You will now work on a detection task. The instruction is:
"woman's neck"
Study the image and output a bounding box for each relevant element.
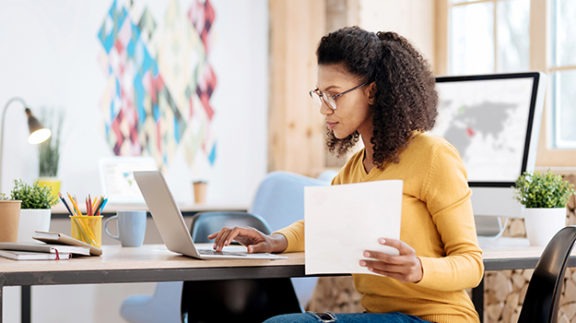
[362,139,375,173]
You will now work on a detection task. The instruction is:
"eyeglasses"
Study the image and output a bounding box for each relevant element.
[309,82,369,110]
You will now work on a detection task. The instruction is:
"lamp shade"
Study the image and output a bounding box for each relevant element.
[25,108,51,144]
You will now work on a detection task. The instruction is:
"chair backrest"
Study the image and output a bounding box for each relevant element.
[250,171,330,231]
[190,211,271,242]
[181,211,302,323]
[518,226,576,323]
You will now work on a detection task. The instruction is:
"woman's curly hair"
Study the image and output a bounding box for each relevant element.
[317,26,438,169]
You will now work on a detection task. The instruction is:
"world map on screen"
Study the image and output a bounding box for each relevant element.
[432,78,534,183]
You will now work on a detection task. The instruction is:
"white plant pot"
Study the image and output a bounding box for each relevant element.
[524,208,566,246]
[17,209,51,243]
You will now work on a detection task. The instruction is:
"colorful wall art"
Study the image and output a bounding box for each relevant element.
[97,0,217,170]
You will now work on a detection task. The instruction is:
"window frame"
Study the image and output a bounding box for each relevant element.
[438,0,576,167]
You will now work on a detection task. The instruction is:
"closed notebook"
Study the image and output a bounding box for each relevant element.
[0,241,91,256]
[33,231,102,256]
[0,250,72,260]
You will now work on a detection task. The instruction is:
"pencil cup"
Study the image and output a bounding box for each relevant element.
[70,216,102,249]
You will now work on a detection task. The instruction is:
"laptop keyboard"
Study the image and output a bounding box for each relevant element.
[198,249,248,257]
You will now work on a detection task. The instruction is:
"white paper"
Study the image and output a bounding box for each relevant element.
[304,180,403,275]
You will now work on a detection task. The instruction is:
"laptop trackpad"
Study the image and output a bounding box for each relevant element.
[197,249,248,257]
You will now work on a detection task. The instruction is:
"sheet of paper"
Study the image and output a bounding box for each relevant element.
[304,180,403,275]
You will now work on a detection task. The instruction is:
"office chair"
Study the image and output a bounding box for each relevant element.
[518,225,576,323]
[120,171,331,323]
[181,211,302,323]
[249,171,330,309]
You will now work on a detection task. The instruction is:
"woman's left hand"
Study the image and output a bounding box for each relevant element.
[359,238,423,283]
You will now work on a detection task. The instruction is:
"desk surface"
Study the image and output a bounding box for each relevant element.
[51,203,249,216]
[1,239,574,323]
[0,245,305,287]
[0,239,566,284]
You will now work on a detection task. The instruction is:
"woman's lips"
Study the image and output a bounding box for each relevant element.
[326,121,338,129]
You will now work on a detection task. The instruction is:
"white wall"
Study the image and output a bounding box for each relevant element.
[0,1,269,322]
[0,0,268,206]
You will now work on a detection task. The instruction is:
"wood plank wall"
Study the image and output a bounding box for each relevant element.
[268,0,360,176]
[268,0,326,176]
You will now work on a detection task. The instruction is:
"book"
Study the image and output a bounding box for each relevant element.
[0,241,91,256]
[32,231,102,256]
[0,249,72,260]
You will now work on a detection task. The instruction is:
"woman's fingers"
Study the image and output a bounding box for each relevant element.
[211,227,240,251]
[210,227,265,251]
[359,237,423,283]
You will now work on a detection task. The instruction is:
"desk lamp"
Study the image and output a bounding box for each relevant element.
[0,97,52,192]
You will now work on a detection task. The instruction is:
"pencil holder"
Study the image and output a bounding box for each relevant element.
[70,216,102,249]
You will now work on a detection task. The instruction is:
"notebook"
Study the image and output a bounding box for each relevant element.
[0,241,91,256]
[0,250,72,260]
[133,170,285,260]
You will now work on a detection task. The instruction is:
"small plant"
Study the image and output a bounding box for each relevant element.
[10,179,59,209]
[0,193,12,200]
[38,108,64,178]
[514,170,575,208]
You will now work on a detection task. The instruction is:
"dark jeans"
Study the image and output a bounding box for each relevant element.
[264,312,431,323]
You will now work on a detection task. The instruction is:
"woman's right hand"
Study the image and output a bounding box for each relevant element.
[208,227,287,254]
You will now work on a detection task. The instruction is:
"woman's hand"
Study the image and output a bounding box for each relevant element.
[359,238,423,283]
[208,227,287,254]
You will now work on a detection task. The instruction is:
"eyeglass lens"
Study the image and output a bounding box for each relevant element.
[310,91,336,110]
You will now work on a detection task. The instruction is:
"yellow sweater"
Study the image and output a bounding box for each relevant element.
[277,133,484,323]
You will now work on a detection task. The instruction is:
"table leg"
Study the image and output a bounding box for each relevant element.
[1,284,3,323]
[472,277,485,323]
[21,286,31,323]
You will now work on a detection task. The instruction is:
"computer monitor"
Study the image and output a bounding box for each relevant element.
[431,72,546,219]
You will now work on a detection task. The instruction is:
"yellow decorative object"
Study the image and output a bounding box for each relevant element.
[36,177,61,201]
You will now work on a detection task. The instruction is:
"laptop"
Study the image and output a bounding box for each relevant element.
[133,170,285,260]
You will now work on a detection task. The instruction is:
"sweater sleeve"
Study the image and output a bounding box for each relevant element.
[274,220,305,252]
[416,141,484,291]
[272,169,345,253]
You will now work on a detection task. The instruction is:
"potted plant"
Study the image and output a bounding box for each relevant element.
[11,179,59,242]
[37,108,64,199]
[0,193,21,242]
[514,170,575,246]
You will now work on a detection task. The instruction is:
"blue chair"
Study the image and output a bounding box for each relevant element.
[120,171,331,323]
[181,211,302,322]
[249,171,329,309]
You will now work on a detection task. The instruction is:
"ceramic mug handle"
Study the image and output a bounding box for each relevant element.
[103,215,120,240]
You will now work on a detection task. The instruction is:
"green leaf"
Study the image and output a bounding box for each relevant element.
[10,179,59,209]
[513,171,576,209]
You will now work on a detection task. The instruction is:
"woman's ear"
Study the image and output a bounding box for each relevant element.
[367,82,377,105]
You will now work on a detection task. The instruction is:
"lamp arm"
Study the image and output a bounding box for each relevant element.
[0,97,28,193]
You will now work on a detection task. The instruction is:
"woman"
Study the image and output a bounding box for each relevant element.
[210,26,484,323]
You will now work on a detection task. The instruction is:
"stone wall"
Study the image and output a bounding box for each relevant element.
[308,174,576,322]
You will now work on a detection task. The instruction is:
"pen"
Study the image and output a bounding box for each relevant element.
[92,196,100,215]
[97,197,109,215]
[87,195,93,216]
[67,193,83,216]
[93,197,105,215]
[85,199,91,216]
[58,193,74,216]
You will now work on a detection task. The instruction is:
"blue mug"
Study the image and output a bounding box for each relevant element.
[104,210,147,247]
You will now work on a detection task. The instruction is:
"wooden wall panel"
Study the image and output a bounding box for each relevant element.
[268,0,326,176]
